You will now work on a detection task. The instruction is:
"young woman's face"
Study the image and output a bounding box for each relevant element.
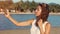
[35,6,42,16]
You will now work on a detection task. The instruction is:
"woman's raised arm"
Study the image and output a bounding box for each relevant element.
[7,16,34,26]
[4,10,34,26]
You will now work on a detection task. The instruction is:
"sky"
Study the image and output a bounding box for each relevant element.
[12,0,60,4]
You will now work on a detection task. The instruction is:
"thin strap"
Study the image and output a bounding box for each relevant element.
[32,19,36,25]
[43,21,48,32]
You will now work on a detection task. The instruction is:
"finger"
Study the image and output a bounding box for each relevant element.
[6,10,10,14]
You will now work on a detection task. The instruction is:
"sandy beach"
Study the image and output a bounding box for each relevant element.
[0,27,60,34]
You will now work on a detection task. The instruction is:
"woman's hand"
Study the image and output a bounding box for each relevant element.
[38,19,44,34]
[4,9,10,18]
[38,19,43,28]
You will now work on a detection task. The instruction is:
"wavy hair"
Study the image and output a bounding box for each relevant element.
[36,3,50,26]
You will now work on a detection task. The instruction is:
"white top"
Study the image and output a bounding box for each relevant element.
[30,19,48,34]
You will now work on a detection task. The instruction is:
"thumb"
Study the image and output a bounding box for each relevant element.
[38,20,43,26]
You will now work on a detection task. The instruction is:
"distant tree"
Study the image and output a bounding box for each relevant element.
[49,3,60,13]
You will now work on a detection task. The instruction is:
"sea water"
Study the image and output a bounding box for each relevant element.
[0,14,60,30]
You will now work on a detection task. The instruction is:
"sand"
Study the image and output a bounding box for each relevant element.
[0,27,60,34]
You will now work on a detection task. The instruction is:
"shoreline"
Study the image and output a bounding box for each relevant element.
[0,26,60,34]
[0,12,60,15]
[49,13,60,15]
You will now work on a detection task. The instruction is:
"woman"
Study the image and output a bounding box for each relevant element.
[4,3,51,34]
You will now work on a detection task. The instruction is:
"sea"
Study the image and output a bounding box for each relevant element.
[0,14,60,30]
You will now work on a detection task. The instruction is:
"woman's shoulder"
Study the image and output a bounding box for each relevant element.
[45,21,51,27]
[45,21,50,24]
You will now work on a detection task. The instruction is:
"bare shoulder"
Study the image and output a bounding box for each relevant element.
[45,21,51,33]
[46,21,51,27]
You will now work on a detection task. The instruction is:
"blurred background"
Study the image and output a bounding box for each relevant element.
[0,0,60,34]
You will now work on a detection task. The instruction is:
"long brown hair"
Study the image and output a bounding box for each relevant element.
[36,3,50,26]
